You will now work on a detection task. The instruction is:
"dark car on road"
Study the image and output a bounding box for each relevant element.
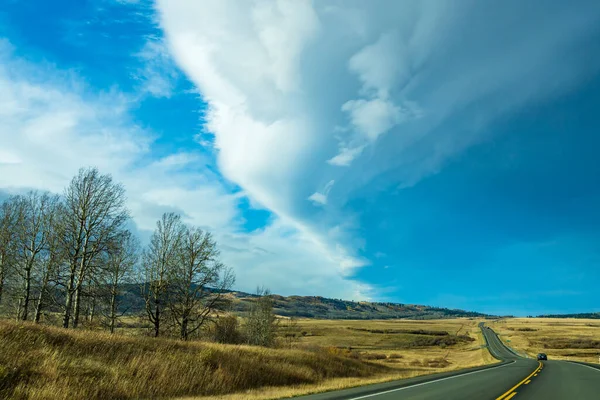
[537,353,548,360]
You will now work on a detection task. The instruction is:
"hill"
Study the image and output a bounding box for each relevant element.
[113,285,493,320]
[228,292,492,320]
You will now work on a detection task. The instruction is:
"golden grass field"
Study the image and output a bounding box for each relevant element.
[489,318,600,363]
[191,318,497,400]
[0,318,496,400]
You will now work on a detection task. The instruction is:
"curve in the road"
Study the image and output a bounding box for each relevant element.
[296,322,600,400]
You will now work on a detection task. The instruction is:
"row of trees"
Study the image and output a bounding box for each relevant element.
[0,167,238,340]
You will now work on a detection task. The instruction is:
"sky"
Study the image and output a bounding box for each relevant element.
[1,0,600,316]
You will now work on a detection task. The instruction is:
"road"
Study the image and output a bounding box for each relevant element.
[296,323,600,400]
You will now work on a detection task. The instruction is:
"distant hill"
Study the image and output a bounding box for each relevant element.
[227,292,493,320]
[536,312,600,319]
[116,285,493,320]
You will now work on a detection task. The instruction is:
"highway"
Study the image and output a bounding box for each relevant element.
[297,323,600,400]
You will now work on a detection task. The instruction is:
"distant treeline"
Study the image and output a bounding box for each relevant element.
[536,313,600,319]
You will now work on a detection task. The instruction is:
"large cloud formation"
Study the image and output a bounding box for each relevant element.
[156,0,600,284]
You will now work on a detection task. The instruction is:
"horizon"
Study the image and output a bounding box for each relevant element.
[1,0,599,316]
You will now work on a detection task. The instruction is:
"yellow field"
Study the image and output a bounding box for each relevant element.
[293,318,496,371]
[191,318,498,400]
[488,318,600,363]
[0,318,497,400]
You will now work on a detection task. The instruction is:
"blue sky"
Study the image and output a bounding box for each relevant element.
[1,0,600,316]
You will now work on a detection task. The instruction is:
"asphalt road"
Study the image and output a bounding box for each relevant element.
[296,323,600,400]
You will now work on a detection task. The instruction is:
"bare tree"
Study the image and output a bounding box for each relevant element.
[12,192,57,321]
[33,196,62,323]
[141,213,185,337]
[101,230,138,333]
[245,287,277,347]
[59,167,129,328]
[0,197,19,306]
[169,227,235,340]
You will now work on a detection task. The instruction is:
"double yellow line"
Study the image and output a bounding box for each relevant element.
[495,361,543,400]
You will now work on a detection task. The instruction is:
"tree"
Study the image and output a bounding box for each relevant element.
[245,287,277,347]
[0,197,19,306]
[32,196,63,323]
[141,213,185,337]
[12,192,57,321]
[212,315,243,344]
[59,167,129,328]
[101,230,138,333]
[168,227,234,340]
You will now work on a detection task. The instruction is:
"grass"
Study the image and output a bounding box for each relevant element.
[489,318,600,363]
[0,318,497,399]
[292,318,494,371]
[0,320,387,399]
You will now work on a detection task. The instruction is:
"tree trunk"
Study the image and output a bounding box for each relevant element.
[0,252,6,305]
[63,270,76,328]
[72,248,88,329]
[88,296,96,323]
[109,290,116,334]
[0,260,4,305]
[180,317,188,341]
[154,301,160,338]
[72,284,82,328]
[34,264,51,323]
[34,292,43,323]
[21,266,32,321]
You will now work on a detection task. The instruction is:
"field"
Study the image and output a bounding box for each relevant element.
[0,318,496,400]
[489,318,600,363]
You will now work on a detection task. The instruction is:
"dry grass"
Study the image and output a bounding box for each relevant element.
[292,318,495,372]
[0,320,387,400]
[0,318,497,400]
[489,318,600,363]
[188,318,497,399]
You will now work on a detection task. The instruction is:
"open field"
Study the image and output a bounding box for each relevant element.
[293,318,496,371]
[190,318,497,400]
[489,318,600,363]
[0,318,496,399]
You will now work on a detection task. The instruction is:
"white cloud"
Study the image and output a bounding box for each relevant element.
[0,37,369,300]
[134,38,179,98]
[342,97,403,141]
[327,145,365,167]
[308,180,334,206]
[153,0,600,298]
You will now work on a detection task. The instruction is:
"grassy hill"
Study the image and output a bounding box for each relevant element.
[108,285,493,320]
[228,292,492,320]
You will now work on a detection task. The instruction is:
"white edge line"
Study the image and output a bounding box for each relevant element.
[347,361,517,400]
[566,361,600,373]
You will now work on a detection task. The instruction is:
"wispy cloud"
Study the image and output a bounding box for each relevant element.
[134,38,179,98]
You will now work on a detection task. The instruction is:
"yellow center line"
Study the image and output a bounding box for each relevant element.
[505,393,518,400]
[524,380,531,385]
[495,362,543,400]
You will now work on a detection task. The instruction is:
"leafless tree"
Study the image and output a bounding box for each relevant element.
[168,227,234,340]
[33,196,63,323]
[101,230,138,333]
[141,213,185,337]
[0,197,19,306]
[245,287,277,347]
[59,167,129,328]
[12,192,58,321]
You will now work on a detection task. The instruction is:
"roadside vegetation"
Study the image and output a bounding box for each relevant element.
[0,320,387,399]
[490,318,600,363]
[0,318,495,400]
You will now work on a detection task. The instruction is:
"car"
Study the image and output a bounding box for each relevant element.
[537,353,548,360]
